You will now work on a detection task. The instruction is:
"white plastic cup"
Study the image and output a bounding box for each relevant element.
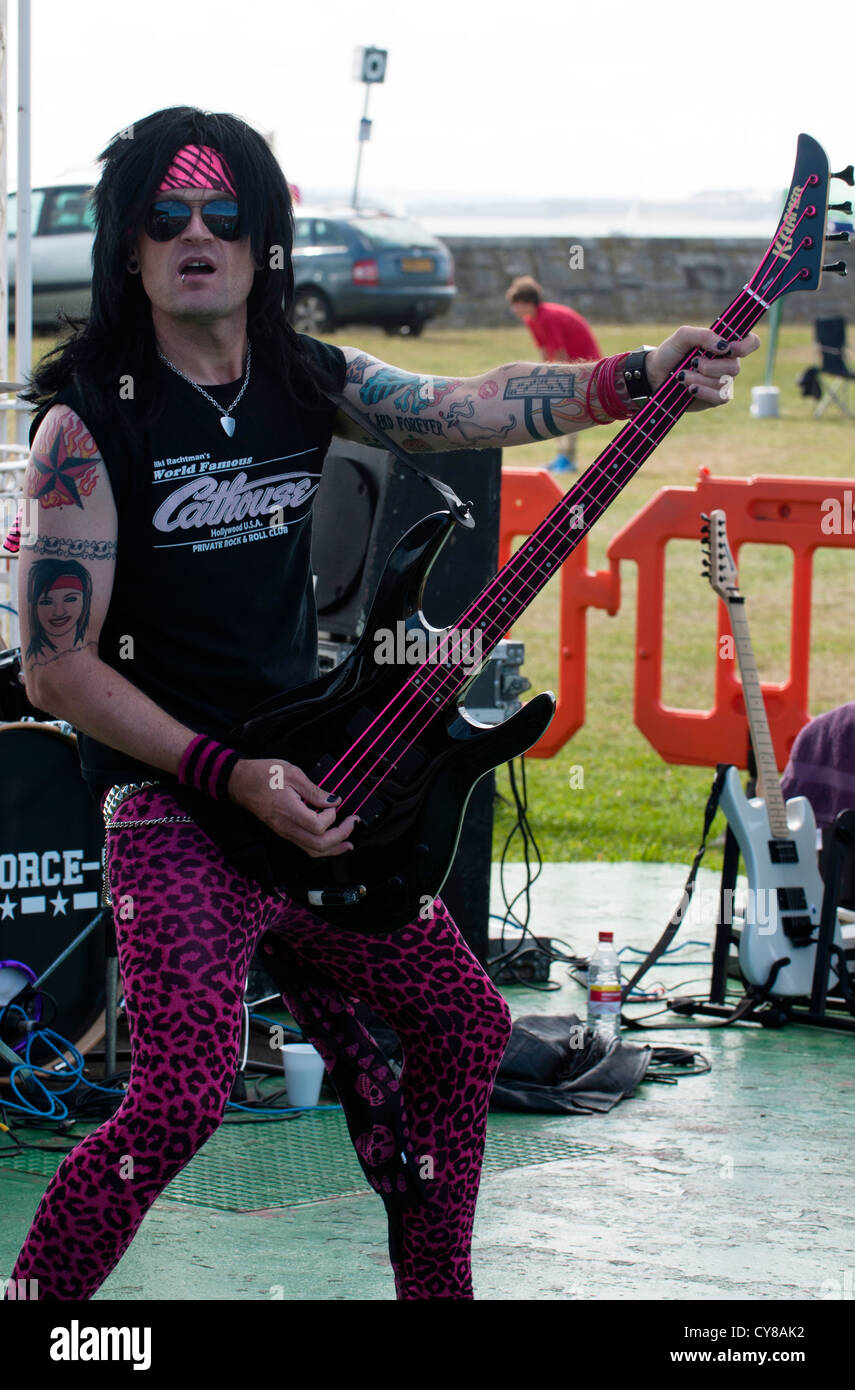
[279,1043,326,1107]
[750,385,780,418]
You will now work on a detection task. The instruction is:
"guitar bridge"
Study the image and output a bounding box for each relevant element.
[781,915,814,945]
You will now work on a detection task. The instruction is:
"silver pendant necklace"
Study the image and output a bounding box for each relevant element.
[156,341,252,437]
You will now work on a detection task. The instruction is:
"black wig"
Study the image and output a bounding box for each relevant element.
[23,107,335,432]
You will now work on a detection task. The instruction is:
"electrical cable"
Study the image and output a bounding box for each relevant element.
[491,756,578,989]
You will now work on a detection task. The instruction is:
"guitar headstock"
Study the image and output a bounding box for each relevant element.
[701,509,740,603]
[743,134,847,309]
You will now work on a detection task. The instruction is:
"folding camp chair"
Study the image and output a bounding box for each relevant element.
[814,316,855,418]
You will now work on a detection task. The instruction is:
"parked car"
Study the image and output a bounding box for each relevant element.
[7,189,457,338]
[7,184,95,327]
[292,208,456,336]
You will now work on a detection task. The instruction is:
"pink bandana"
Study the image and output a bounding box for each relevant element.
[158,144,237,197]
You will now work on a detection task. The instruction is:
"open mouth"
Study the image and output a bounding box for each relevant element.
[179,258,216,280]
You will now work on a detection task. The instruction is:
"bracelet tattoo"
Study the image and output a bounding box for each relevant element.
[21,534,117,560]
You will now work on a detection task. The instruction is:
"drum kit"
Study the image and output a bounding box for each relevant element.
[0,645,113,1078]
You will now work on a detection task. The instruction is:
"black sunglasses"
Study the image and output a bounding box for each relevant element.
[144,198,241,243]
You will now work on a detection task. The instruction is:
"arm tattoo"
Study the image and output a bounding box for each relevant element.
[445,396,518,443]
[358,365,462,415]
[26,406,100,510]
[22,534,116,560]
[24,557,96,667]
[504,368,583,441]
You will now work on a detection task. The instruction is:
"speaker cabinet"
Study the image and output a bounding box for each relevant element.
[311,440,503,963]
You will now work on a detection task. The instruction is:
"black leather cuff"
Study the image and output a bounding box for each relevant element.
[622,350,653,402]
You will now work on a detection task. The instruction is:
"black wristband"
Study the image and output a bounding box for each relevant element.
[622,349,653,402]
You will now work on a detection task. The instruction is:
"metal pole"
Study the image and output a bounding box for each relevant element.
[0,0,8,399]
[351,84,370,210]
[15,0,30,447]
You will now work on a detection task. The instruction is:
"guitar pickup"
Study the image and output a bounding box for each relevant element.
[777,887,808,911]
[782,915,814,943]
[354,793,386,827]
[769,840,798,864]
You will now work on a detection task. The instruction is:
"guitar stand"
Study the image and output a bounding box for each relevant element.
[674,808,855,1033]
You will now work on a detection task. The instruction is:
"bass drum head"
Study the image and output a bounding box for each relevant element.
[0,647,50,722]
[0,723,107,1066]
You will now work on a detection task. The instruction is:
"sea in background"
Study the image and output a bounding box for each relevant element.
[303,188,855,241]
[414,212,776,239]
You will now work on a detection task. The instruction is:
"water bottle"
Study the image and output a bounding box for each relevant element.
[587,930,622,1041]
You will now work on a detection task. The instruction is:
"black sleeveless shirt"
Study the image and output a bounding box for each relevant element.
[30,335,346,800]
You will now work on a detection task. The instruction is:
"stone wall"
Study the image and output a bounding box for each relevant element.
[441,236,853,328]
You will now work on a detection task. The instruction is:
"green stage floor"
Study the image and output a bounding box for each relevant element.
[1,862,853,1302]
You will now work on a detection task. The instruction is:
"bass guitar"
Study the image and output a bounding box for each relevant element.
[702,509,842,998]
[232,133,842,933]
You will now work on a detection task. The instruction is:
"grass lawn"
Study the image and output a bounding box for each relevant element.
[25,320,855,868]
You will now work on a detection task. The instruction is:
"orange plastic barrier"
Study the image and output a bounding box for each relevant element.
[607,468,855,770]
[499,466,618,758]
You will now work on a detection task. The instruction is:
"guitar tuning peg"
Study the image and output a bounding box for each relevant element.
[823,261,848,275]
[700,512,710,521]
[829,201,853,214]
[831,165,855,186]
[825,231,850,243]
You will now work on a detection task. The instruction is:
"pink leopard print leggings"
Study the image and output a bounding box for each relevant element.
[7,786,511,1301]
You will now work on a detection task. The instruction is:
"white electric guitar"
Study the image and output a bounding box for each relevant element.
[702,509,842,998]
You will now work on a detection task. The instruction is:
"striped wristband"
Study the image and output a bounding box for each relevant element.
[178,733,242,801]
[595,354,634,421]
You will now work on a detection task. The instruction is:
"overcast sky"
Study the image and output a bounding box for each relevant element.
[5,0,854,204]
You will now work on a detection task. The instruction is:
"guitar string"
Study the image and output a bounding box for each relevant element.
[323,286,767,810]
[724,598,791,832]
[318,268,787,797]
[355,237,813,728]
[324,289,776,815]
[319,306,747,791]
[316,197,823,813]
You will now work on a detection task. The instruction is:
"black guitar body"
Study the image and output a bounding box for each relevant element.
[231,512,556,933]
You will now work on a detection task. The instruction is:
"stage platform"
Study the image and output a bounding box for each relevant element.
[1,861,852,1302]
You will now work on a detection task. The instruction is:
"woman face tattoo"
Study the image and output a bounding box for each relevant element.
[37,581,84,643]
[26,559,93,661]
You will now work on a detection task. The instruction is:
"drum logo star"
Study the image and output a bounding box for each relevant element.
[29,430,98,509]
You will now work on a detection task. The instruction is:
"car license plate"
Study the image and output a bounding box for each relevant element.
[401,257,435,272]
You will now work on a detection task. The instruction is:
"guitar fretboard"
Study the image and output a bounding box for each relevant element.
[428,288,768,708]
[726,599,790,838]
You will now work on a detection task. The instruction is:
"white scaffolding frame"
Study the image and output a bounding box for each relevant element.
[0,0,32,649]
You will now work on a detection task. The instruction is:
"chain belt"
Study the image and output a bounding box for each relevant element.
[101,779,194,906]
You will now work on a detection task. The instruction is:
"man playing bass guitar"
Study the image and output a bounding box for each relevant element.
[6,105,758,1302]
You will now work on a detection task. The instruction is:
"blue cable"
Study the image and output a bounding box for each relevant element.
[247,1012,301,1036]
[619,940,711,963]
[2,1014,126,1118]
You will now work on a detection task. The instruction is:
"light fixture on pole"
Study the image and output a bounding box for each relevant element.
[351,46,387,210]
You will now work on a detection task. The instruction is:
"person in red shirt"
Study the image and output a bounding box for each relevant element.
[506,275,602,471]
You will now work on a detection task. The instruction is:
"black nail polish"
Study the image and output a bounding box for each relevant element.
[716,338,729,351]
[327,794,340,804]
[678,371,686,382]
[690,385,698,396]
[691,357,699,370]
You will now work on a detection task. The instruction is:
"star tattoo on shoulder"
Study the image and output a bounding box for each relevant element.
[26,408,100,510]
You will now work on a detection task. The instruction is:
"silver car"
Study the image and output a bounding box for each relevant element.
[7,184,95,328]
